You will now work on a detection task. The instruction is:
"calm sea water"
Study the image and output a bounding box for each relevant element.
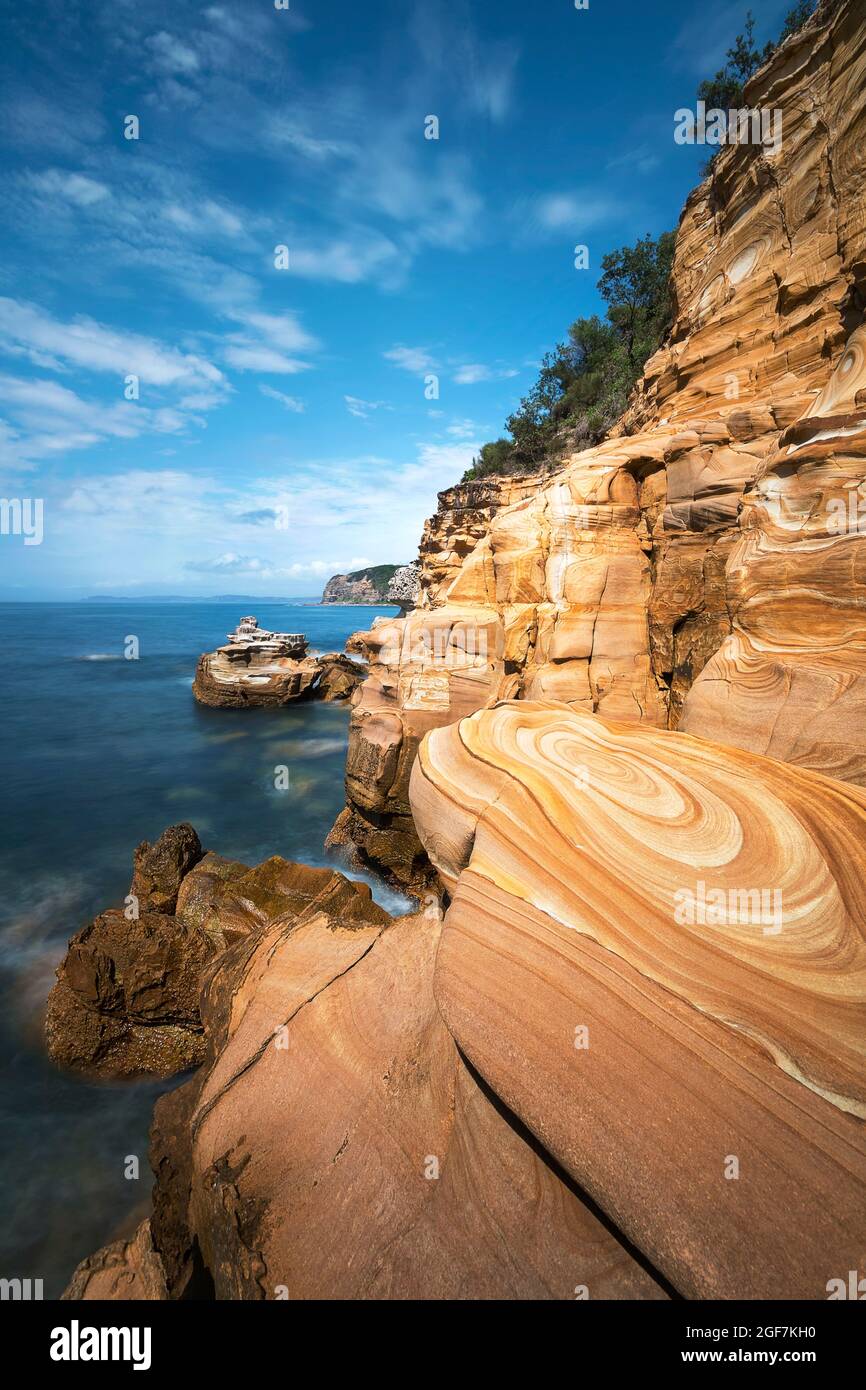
[0,600,404,1297]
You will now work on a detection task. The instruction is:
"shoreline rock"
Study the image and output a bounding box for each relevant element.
[192,616,365,708]
[44,824,388,1080]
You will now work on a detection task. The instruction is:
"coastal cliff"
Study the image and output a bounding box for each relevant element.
[57,0,866,1302]
[331,0,866,886]
[321,564,402,604]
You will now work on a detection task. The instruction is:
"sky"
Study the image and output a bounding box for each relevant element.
[0,0,796,599]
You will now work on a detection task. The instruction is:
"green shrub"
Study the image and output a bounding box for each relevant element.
[462,231,675,482]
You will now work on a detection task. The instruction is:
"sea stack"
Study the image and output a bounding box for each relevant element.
[192,615,365,708]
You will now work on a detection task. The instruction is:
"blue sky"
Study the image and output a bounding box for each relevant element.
[0,0,794,598]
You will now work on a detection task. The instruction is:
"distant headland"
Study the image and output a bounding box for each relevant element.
[321,563,420,609]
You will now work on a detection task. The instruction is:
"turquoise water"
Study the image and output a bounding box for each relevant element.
[0,600,403,1296]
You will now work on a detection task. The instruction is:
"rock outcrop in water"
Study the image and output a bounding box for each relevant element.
[193,617,365,708]
[45,826,386,1079]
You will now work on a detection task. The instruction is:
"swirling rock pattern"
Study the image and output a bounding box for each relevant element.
[411,702,866,1297]
[681,325,866,779]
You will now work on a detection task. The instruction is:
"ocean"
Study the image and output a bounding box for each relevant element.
[0,599,405,1297]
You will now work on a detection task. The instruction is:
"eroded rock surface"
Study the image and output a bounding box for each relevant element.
[410,702,866,1298]
[332,0,866,884]
[149,900,666,1300]
[63,1220,169,1301]
[46,830,387,1079]
[131,823,203,915]
[193,646,364,708]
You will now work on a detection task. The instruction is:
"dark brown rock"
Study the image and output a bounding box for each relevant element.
[131,823,203,914]
[45,908,216,1078]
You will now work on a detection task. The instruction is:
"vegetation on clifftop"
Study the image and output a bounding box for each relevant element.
[343,564,402,589]
[462,231,675,482]
[461,2,821,487]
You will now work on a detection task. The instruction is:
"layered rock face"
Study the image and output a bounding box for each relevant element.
[333,0,866,886]
[193,642,364,708]
[416,474,553,608]
[679,324,866,778]
[409,703,866,1298]
[67,890,666,1301]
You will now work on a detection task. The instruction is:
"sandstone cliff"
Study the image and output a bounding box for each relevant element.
[58,0,866,1303]
[331,0,866,886]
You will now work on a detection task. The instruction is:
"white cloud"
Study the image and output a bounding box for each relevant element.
[384,345,437,374]
[223,344,310,374]
[344,396,392,420]
[0,371,205,467]
[231,310,317,353]
[185,552,266,574]
[25,169,110,206]
[452,363,519,385]
[288,234,402,285]
[163,200,246,239]
[0,418,37,472]
[61,470,218,529]
[259,385,305,412]
[446,419,484,439]
[146,31,201,76]
[220,308,319,376]
[511,191,619,242]
[0,298,224,392]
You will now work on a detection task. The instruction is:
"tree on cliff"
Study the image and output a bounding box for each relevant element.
[463,231,675,481]
[697,3,818,112]
[779,2,819,42]
[698,11,774,112]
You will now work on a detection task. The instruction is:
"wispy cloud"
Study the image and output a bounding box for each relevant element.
[24,168,110,206]
[146,31,201,77]
[0,298,224,391]
[344,396,392,420]
[452,363,518,385]
[384,345,437,374]
[0,373,200,466]
[259,385,304,413]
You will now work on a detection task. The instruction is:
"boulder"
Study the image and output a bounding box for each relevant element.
[63,1220,169,1301]
[131,823,203,914]
[45,908,215,1077]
